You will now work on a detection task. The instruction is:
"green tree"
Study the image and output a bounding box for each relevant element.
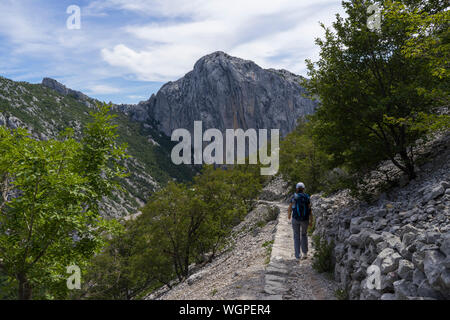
[304,0,449,181]
[399,0,449,103]
[78,218,173,300]
[0,103,126,299]
[81,163,264,299]
[280,118,330,194]
[139,182,209,281]
[193,166,250,260]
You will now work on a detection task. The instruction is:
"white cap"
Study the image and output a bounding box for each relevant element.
[296,182,305,189]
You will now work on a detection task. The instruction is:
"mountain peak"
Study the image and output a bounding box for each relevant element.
[41,77,90,103]
[134,52,318,137]
[42,77,68,93]
[193,51,257,72]
[198,51,233,62]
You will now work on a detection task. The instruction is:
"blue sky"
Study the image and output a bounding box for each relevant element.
[0,0,345,104]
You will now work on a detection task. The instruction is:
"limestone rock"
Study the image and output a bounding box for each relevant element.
[120,52,317,138]
[397,259,414,280]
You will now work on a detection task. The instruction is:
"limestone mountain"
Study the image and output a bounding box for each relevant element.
[117,51,318,137]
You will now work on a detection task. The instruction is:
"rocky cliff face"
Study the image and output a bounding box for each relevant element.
[41,77,92,106]
[312,133,450,300]
[118,52,317,137]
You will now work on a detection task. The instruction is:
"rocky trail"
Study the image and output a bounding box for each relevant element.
[150,194,338,300]
[261,200,337,300]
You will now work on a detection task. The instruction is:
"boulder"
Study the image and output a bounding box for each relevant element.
[374,218,388,231]
[334,243,346,260]
[349,281,361,299]
[262,205,280,222]
[423,185,445,203]
[397,259,414,280]
[394,280,418,300]
[373,209,387,218]
[412,269,426,287]
[380,293,397,300]
[423,250,446,293]
[7,116,21,129]
[417,280,443,299]
[374,248,402,274]
[377,232,403,254]
[439,232,450,257]
[412,251,425,272]
[425,231,441,244]
[347,234,362,247]
[380,272,399,292]
[360,279,382,300]
[399,224,421,238]
[350,217,361,234]
[351,267,366,281]
[401,232,416,248]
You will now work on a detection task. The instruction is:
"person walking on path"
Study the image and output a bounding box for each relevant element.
[288,182,313,260]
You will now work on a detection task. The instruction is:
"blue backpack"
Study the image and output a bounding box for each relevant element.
[291,193,310,221]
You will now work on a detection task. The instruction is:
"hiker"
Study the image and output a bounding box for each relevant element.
[288,182,312,260]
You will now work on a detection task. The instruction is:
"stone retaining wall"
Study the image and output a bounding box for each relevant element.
[312,146,450,300]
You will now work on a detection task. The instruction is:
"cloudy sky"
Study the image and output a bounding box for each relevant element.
[0,0,345,104]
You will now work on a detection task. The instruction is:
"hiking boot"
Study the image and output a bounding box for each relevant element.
[302,254,308,260]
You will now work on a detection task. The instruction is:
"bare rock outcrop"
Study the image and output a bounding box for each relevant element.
[118,51,317,137]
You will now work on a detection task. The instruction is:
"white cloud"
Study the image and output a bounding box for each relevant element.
[0,0,346,102]
[88,84,122,94]
[97,0,345,81]
[127,95,146,100]
[86,0,207,18]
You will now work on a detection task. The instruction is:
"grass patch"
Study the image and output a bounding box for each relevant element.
[262,240,274,265]
[256,220,267,228]
[334,288,348,300]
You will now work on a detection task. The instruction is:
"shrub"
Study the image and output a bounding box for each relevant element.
[311,235,334,274]
[335,288,349,300]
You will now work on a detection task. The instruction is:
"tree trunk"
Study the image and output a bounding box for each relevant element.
[399,150,416,180]
[183,252,190,278]
[17,273,32,300]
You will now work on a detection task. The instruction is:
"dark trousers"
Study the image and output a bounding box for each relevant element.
[292,218,308,258]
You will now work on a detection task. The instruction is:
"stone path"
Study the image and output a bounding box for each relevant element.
[153,199,337,300]
[261,201,338,300]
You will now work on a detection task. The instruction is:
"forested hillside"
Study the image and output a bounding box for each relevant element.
[0,76,194,217]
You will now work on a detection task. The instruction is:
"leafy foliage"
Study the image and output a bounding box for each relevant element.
[311,235,334,274]
[0,77,195,216]
[280,118,330,194]
[0,103,126,299]
[400,0,449,90]
[81,164,264,299]
[303,0,449,181]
